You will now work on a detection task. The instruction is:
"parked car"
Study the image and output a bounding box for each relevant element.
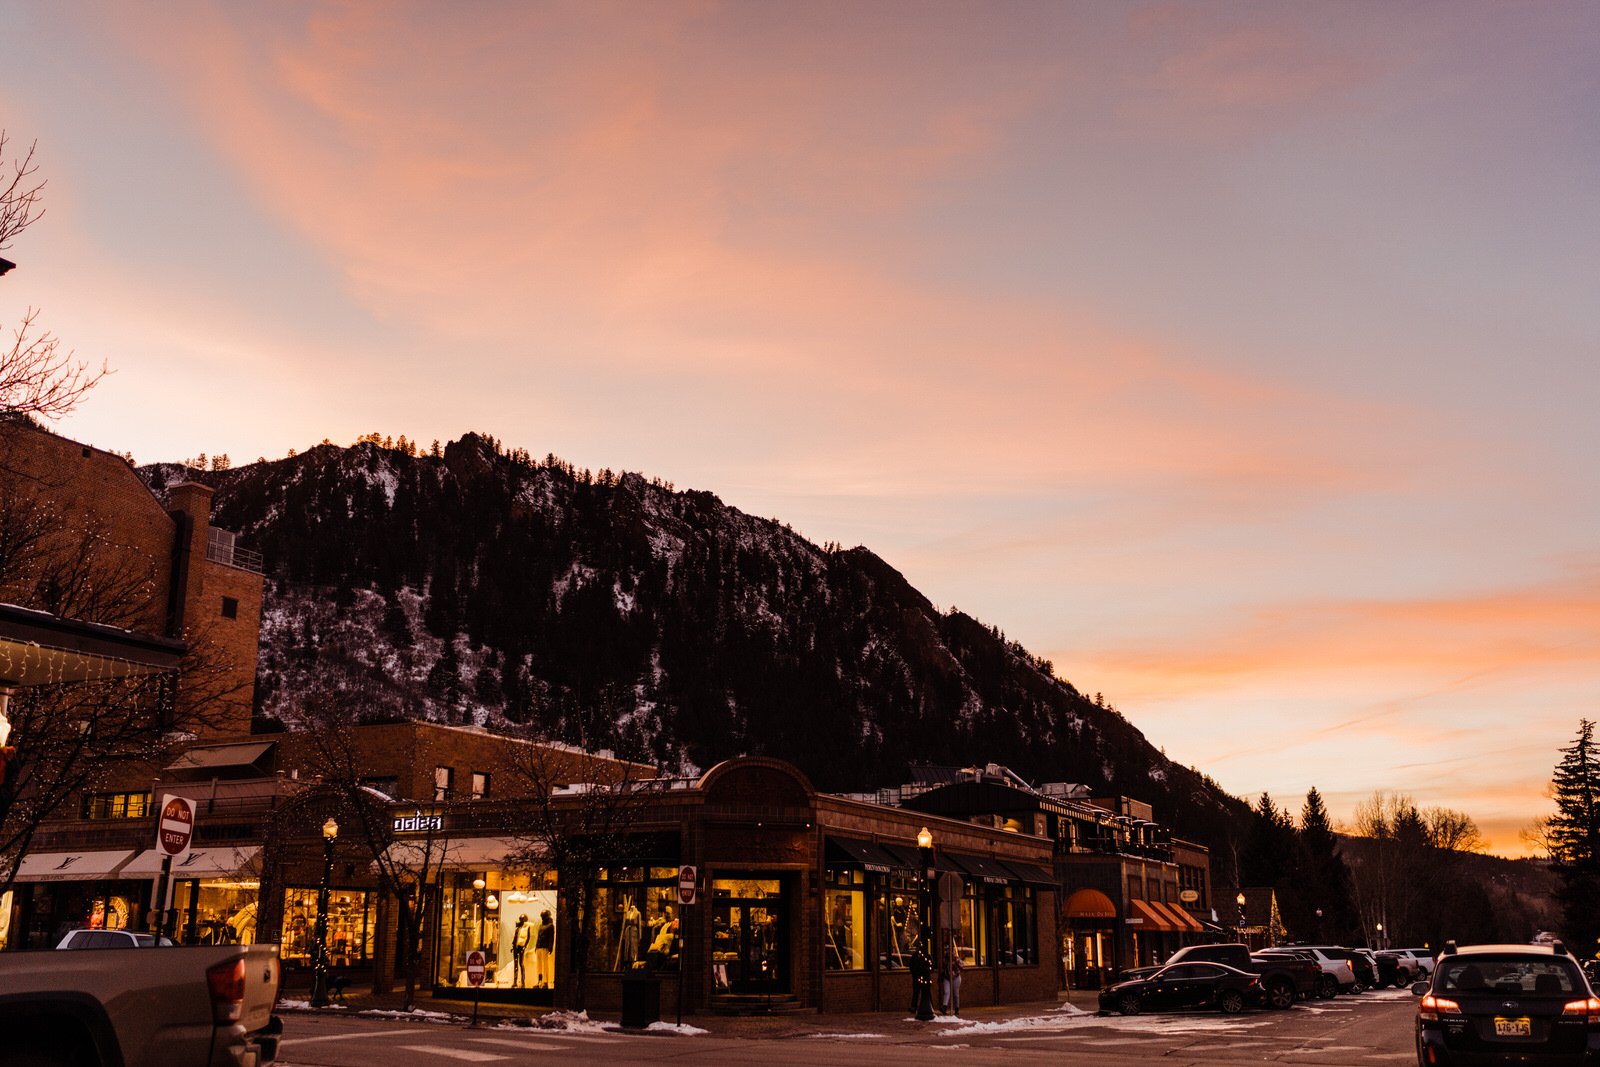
[1325,947,1377,991]
[1118,943,1312,1009]
[1256,946,1357,998]
[56,928,173,949]
[1397,947,1437,976]
[1376,950,1421,988]
[1100,961,1264,1016]
[1413,940,1600,1065]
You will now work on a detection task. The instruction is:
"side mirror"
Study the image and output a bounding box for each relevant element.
[1411,981,1430,996]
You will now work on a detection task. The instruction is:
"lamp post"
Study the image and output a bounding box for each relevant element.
[310,817,339,1008]
[915,827,936,1021]
[1236,892,1247,948]
[1375,923,1384,951]
[1315,907,1324,942]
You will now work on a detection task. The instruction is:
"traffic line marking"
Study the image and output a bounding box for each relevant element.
[398,1046,506,1062]
[466,1038,570,1051]
[280,1029,433,1047]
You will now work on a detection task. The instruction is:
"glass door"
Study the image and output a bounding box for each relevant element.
[711,878,786,994]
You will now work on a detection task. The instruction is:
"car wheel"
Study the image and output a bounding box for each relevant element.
[1117,992,1142,1016]
[1265,979,1296,1010]
[1219,990,1245,1014]
[1317,975,1338,999]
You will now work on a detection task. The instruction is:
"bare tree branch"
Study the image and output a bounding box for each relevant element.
[0,132,46,251]
[0,309,108,422]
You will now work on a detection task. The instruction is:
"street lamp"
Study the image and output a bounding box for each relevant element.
[1375,923,1384,951]
[1315,907,1324,942]
[915,827,936,1021]
[1236,892,1247,947]
[310,817,339,1008]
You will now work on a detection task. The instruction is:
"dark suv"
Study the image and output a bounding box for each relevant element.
[1414,941,1600,1065]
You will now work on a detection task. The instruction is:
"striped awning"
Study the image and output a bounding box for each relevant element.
[1128,898,1179,931]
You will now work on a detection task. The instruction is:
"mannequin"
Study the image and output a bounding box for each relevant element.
[511,914,532,987]
[533,910,554,989]
[620,899,642,968]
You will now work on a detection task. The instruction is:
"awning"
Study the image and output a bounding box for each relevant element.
[0,602,185,686]
[122,847,261,879]
[996,859,1057,887]
[878,843,955,876]
[949,853,1014,885]
[381,836,534,870]
[825,836,899,874]
[1128,898,1179,931]
[14,849,137,883]
[164,742,276,776]
[1158,901,1204,933]
[1062,887,1117,920]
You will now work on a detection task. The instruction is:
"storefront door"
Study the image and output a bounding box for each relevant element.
[711,878,787,994]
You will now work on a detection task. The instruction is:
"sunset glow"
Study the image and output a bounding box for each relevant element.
[4,2,1596,855]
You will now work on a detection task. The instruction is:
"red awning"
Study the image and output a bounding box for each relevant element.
[1062,887,1117,920]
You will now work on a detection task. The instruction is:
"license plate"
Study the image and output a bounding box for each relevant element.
[1493,1017,1531,1037]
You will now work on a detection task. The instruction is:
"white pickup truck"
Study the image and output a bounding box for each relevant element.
[0,941,282,1067]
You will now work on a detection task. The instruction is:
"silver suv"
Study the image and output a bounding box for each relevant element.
[56,928,173,949]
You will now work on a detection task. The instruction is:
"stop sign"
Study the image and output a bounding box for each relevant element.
[157,795,195,859]
[466,950,486,987]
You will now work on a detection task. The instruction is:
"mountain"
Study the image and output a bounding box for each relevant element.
[143,434,1249,847]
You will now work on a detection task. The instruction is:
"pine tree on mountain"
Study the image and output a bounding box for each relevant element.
[1240,792,1297,887]
[1289,787,1357,942]
[382,596,413,649]
[427,641,465,724]
[1548,719,1600,953]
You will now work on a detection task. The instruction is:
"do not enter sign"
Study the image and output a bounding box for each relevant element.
[157,795,195,860]
[466,950,487,987]
[678,865,697,905]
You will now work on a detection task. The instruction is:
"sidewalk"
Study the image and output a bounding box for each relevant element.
[277,981,1105,1038]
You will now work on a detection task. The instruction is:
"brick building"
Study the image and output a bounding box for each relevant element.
[0,420,264,947]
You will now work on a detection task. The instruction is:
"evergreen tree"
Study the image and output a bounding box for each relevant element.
[381,596,413,649]
[1240,792,1297,887]
[427,641,464,723]
[1287,787,1358,942]
[1549,719,1600,955]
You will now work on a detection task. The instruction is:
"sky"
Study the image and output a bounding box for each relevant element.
[2,1,1596,856]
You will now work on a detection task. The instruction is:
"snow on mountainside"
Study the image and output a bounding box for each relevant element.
[142,434,1248,847]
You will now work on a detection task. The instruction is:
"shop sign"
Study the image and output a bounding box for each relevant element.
[392,812,444,834]
[466,949,486,987]
[1179,889,1199,903]
[157,794,195,860]
[678,865,698,905]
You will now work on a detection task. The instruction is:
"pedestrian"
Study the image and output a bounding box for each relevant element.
[940,939,963,1016]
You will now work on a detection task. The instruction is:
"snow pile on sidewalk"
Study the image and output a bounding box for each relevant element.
[527,1009,611,1033]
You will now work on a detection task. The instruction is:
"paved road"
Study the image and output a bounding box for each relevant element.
[277,989,1418,1066]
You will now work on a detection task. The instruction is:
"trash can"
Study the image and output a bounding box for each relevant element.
[619,974,662,1028]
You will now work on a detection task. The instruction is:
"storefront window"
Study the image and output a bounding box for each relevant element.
[958,881,988,966]
[876,875,920,970]
[823,867,865,971]
[281,888,375,970]
[589,866,679,973]
[171,880,259,945]
[0,890,11,950]
[995,886,1036,965]
[434,870,553,988]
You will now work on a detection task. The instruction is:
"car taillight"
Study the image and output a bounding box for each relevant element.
[1248,977,1260,988]
[207,957,247,1025]
[1419,993,1462,1020]
[1562,997,1600,1021]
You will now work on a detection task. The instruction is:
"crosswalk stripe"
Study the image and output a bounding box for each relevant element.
[398,1045,506,1062]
